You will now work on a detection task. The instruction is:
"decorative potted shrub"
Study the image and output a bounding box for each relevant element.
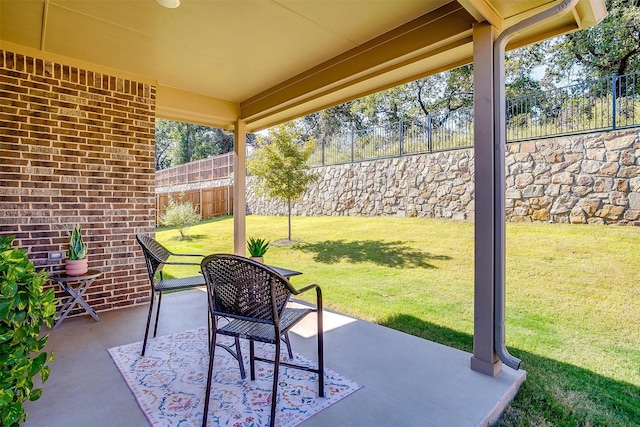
[65,225,88,276]
[247,237,269,263]
[0,235,56,427]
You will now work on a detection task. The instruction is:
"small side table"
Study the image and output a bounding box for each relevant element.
[50,270,102,330]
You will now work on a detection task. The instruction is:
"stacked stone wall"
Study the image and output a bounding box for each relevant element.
[247,129,640,225]
[0,49,157,313]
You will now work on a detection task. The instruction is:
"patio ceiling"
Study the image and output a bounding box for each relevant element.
[0,0,606,133]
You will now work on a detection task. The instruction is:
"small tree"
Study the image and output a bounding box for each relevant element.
[248,123,319,241]
[159,196,201,238]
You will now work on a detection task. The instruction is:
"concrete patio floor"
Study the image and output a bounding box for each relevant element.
[24,289,526,427]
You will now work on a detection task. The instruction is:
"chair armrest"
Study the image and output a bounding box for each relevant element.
[291,283,323,311]
[293,283,320,295]
[163,261,203,267]
[169,252,205,257]
[164,252,205,266]
[291,284,323,333]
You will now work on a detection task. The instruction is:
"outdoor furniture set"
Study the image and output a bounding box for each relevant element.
[135,234,325,427]
[50,233,324,427]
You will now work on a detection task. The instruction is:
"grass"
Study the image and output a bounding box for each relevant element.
[156,215,640,426]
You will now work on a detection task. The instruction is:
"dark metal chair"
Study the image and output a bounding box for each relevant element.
[136,233,206,356]
[200,254,324,427]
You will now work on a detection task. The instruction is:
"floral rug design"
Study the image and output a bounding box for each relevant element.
[108,327,362,426]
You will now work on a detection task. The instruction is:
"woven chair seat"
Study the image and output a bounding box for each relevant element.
[155,275,205,292]
[219,307,313,343]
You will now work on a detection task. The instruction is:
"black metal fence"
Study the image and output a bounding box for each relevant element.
[308,108,474,166]
[507,72,640,142]
[309,72,640,167]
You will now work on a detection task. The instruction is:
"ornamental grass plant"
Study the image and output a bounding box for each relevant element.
[247,237,270,257]
[157,215,640,426]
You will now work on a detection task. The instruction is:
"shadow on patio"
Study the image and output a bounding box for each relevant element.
[24,289,525,427]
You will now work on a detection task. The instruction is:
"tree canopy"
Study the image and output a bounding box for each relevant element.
[154,119,241,170]
[546,0,640,81]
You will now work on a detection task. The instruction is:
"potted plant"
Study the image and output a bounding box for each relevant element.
[0,235,56,426]
[247,237,269,263]
[65,225,88,276]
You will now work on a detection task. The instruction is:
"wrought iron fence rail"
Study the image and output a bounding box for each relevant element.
[310,71,640,167]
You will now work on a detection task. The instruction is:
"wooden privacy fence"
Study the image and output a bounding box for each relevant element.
[156,153,234,187]
[156,186,234,225]
[156,153,235,225]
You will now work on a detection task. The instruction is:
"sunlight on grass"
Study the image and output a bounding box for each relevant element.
[157,215,640,426]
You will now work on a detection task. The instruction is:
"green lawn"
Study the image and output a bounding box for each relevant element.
[156,215,640,426]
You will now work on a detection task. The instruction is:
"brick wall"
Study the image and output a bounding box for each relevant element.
[0,49,156,314]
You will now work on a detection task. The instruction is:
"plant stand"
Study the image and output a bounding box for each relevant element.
[50,270,102,329]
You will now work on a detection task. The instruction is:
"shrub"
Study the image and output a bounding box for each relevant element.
[0,235,56,427]
[159,196,201,238]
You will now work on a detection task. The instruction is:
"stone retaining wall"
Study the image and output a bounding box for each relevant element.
[247,129,640,225]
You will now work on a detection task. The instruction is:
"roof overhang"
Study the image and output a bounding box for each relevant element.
[0,0,606,132]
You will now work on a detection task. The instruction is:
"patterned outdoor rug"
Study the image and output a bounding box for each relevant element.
[108,327,362,426]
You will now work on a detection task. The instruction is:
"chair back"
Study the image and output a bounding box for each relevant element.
[201,254,292,324]
[136,233,171,283]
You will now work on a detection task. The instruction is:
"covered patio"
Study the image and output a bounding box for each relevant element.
[24,289,525,427]
[2,0,606,425]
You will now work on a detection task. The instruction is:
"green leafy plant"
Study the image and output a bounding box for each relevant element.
[159,196,201,238]
[247,237,269,257]
[65,225,87,260]
[0,235,56,427]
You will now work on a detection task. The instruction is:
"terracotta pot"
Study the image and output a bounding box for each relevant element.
[65,258,88,276]
[250,256,263,263]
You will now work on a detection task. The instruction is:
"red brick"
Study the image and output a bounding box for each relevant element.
[2,48,155,316]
